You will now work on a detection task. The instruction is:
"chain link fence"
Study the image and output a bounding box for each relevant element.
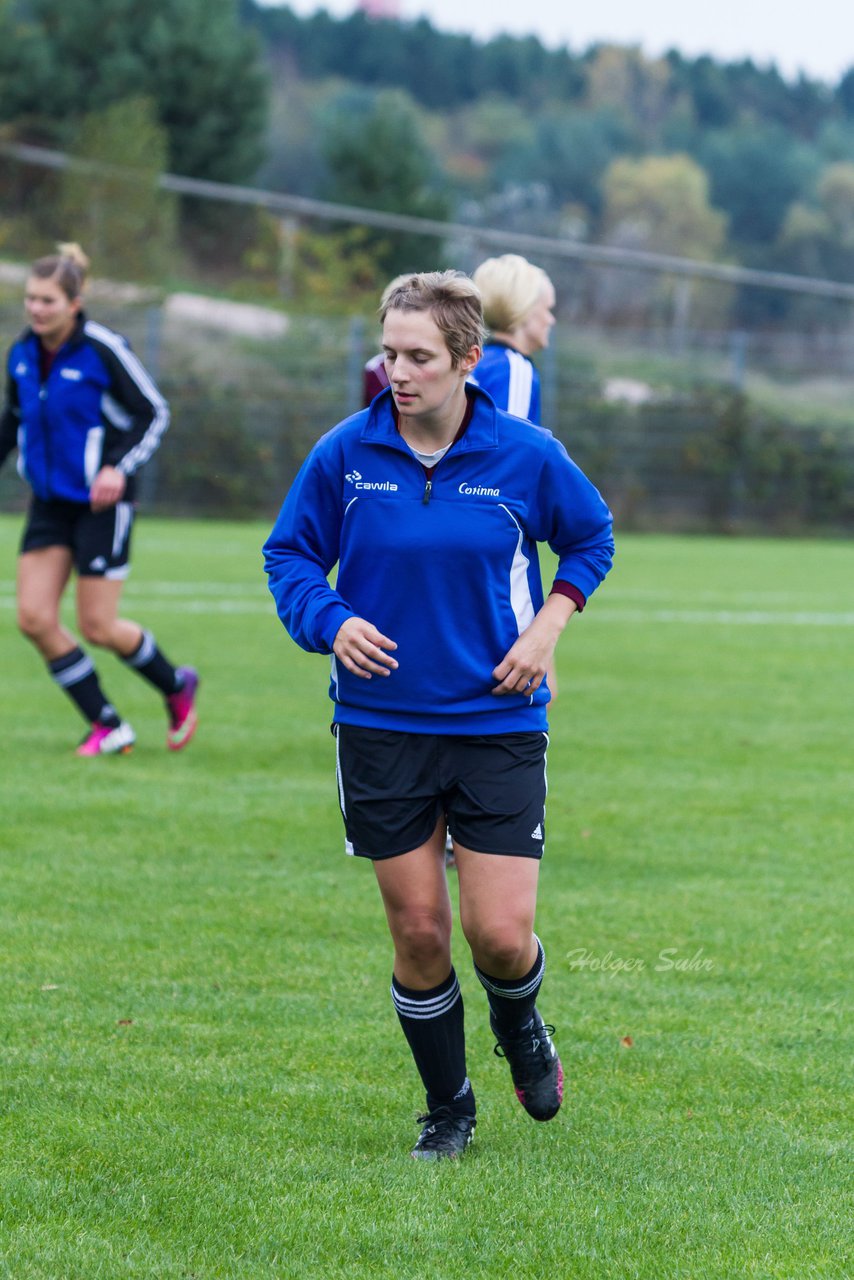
[2,294,854,532]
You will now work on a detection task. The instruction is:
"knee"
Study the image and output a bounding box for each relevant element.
[390,908,451,969]
[465,921,533,976]
[77,614,113,648]
[17,602,53,645]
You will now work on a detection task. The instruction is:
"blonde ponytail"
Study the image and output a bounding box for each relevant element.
[30,242,90,300]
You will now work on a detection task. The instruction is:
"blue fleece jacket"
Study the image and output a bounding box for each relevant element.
[0,314,169,504]
[264,388,613,734]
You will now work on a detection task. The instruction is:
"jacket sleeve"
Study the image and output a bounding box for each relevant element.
[263,441,355,654]
[532,435,614,602]
[0,363,20,471]
[93,331,170,475]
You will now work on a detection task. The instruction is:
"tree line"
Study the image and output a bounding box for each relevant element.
[2,0,854,326]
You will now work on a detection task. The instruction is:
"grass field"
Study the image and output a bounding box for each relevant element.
[0,514,851,1279]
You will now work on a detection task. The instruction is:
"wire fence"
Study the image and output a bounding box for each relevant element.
[2,295,854,533]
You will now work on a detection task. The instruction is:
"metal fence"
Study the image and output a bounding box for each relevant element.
[2,297,854,532]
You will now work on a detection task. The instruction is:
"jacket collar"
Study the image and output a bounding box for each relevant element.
[360,384,500,455]
[23,310,87,357]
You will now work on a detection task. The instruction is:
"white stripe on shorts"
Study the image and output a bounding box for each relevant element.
[112,501,132,559]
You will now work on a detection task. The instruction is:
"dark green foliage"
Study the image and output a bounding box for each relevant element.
[497,108,634,213]
[682,391,854,529]
[153,381,282,518]
[318,89,450,277]
[700,126,821,245]
[667,53,736,130]
[559,390,854,533]
[247,4,583,110]
[0,0,268,184]
[838,68,854,117]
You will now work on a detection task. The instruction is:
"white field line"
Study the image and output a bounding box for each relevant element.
[1,582,853,625]
[589,608,854,626]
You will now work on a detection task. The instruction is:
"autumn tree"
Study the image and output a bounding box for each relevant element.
[595,153,728,322]
[778,162,854,281]
[58,98,176,282]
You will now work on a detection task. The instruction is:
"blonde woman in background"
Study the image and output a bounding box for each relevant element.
[472,254,560,695]
[471,253,556,424]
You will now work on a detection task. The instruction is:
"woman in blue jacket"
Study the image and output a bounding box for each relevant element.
[0,244,199,755]
[264,270,613,1160]
[472,253,563,699]
[471,253,556,424]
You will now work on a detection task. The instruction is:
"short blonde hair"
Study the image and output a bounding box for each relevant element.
[472,254,551,333]
[379,270,485,368]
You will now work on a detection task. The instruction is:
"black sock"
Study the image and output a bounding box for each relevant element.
[475,935,545,1036]
[391,969,475,1116]
[48,647,120,726]
[123,629,180,695]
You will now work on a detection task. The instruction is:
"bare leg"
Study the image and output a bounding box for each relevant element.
[455,846,561,1120]
[19,549,129,740]
[75,576,142,657]
[454,846,540,978]
[17,547,76,660]
[372,818,453,989]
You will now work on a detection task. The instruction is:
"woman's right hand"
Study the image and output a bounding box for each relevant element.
[333,617,398,679]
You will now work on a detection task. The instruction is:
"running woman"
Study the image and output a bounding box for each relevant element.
[264,271,613,1160]
[471,253,556,424]
[0,244,199,755]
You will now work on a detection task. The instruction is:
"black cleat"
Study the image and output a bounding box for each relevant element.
[492,1008,563,1121]
[411,1106,476,1160]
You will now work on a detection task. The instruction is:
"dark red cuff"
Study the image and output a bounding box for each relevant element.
[549,580,586,612]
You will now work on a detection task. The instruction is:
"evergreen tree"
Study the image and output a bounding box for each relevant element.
[318,89,450,276]
[0,0,267,184]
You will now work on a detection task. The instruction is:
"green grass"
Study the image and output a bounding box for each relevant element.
[0,516,851,1279]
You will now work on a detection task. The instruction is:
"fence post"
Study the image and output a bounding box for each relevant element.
[671,277,693,355]
[730,330,748,389]
[277,216,299,299]
[347,314,366,415]
[541,326,558,427]
[140,304,163,506]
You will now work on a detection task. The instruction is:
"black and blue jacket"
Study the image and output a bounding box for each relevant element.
[0,312,169,504]
[264,387,614,735]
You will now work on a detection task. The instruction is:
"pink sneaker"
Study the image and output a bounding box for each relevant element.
[166,666,199,751]
[76,721,136,756]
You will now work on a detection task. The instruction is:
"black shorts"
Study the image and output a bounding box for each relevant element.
[20,497,135,578]
[334,725,548,860]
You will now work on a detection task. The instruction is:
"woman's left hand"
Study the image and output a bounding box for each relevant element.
[491,594,577,696]
[90,466,127,512]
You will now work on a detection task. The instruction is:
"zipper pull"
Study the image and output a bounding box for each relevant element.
[422,478,432,505]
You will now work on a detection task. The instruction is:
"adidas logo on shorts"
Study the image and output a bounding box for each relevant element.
[531,823,543,840]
